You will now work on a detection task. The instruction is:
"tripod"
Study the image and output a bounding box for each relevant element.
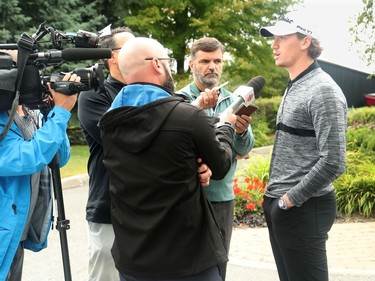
[49,153,72,281]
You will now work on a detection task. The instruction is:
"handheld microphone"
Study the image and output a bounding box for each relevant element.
[228,76,265,111]
[29,48,112,61]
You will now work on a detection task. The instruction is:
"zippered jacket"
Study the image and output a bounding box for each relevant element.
[176,82,255,202]
[99,83,234,278]
[0,106,71,280]
[78,75,125,223]
[266,64,347,206]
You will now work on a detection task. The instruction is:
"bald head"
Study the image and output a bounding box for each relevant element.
[118,37,173,88]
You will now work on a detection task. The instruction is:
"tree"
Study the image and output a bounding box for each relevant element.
[120,0,297,97]
[0,0,106,46]
[0,0,299,98]
[351,0,374,74]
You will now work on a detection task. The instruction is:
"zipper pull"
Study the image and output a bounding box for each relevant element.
[12,204,17,214]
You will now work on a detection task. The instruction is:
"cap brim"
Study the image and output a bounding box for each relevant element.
[260,25,297,37]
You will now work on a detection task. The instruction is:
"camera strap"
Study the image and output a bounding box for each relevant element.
[0,33,34,141]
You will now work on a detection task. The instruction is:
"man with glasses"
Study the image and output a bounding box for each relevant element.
[144,57,176,68]
[99,37,237,281]
[78,28,212,281]
[176,37,255,280]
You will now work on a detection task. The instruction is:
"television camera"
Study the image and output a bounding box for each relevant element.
[0,22,111,111]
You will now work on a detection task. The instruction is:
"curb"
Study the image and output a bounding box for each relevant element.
[61,173,89,190]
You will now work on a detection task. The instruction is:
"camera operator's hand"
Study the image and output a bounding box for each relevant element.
[48,73,80,112]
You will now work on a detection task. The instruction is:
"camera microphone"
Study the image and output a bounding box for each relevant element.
[62,48,111,61]
[29,48,112,61]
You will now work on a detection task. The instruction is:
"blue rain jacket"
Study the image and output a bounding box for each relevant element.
[0,106,71,280]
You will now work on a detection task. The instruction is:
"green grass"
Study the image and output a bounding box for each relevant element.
[60,145,89,178]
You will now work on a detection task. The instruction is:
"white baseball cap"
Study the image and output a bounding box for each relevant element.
[260,11,319,39]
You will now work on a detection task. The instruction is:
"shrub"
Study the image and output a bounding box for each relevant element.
[348,106,375,125]
[346,106,375,155]
[250,96,281,147]
[334,151,375,217]
[335,175,375,217]
[334,106,375,217]
[346,126,375,153]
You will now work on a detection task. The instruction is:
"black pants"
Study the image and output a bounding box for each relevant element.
[7,242,24,281]
[119,266,222,281]
[262,191,336,281]
[210,200,234,281]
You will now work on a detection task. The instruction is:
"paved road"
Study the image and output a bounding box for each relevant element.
[23,181,375,281]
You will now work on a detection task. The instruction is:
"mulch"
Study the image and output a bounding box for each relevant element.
[234,212,375,229]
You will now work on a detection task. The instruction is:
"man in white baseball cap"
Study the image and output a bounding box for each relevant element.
[259,9,347,281]
[260,10,318,39]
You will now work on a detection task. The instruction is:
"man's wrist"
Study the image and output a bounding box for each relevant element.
[216,121,235,130]
[278,197,289,210]
[236,129,248,137]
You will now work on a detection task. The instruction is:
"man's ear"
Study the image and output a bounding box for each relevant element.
[149,58,163,73]
[188,59,194,71]
[301,36,312,50]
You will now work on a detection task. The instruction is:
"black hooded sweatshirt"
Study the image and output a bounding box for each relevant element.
[99,83,234,279]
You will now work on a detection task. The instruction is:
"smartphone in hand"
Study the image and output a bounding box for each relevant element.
[234,103,258,116]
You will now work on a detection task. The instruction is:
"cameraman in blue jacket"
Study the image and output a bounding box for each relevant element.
[0,53,80,280]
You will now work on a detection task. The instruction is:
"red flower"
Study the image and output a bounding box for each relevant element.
[246,202,256,211]
[233,185,241,195]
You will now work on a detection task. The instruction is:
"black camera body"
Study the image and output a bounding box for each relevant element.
[0,22,108,111]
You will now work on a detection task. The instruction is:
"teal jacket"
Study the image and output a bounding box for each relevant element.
[176,82,255,201]
[0,106,71,280]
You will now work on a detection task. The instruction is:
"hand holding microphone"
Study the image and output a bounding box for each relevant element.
[229,76,265,135]
[228,75,265,114]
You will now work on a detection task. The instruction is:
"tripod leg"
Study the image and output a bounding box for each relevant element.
[50,154,72,281]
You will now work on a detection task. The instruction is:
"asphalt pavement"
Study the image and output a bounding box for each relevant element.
[22,173,375,281]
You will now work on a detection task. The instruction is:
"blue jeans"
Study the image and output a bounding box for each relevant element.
[263,191,336,281]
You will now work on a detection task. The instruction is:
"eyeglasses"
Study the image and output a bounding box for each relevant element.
[144,57,176,68]
[112,47,121,51]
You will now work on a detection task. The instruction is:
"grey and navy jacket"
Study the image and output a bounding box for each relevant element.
[266,62,347,206]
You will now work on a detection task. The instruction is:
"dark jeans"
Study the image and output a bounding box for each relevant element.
[119,266,222,281]
[210,200,234,281]
[262,191,336,281]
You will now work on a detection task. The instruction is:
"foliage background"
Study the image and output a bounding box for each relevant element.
[0,0,296,98]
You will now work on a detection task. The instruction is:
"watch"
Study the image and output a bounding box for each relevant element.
[278,197,288,210]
